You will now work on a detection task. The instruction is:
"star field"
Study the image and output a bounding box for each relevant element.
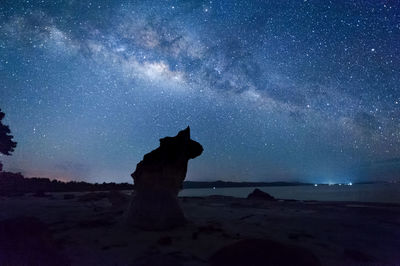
[0,0,399,183]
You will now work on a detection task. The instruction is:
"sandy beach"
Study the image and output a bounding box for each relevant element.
[1,191,399,266]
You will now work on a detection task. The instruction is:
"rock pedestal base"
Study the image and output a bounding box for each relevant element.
[126,190,185,230]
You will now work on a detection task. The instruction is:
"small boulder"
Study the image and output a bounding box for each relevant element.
[247,188,275,201]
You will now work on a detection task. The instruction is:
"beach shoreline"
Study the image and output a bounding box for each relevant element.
[1,191,400,265]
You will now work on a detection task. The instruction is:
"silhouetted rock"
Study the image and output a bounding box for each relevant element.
[209,238,321,266]
[0,216,70,266]
[247,188,276,201]
[127,127,203,230]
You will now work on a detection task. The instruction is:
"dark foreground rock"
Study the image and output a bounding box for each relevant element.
[127,127,203,230]
[247,188,276,201]
[209,238,321,266]
[0,216,70,266]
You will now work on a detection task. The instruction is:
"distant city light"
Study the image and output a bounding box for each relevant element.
[348,182,352,186]
[314,184,318,187]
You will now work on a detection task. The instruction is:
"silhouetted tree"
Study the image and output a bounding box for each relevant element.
[0,109,17,171]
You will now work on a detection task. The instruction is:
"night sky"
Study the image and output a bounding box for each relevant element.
[1,0,399,184]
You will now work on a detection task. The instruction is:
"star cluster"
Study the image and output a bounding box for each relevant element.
[0,0,399,183]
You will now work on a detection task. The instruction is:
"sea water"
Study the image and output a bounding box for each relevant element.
[179,183,400,204]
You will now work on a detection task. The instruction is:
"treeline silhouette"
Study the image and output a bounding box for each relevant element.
[0,171,133,196]
[1,171,318,196]
[0,108,17,172]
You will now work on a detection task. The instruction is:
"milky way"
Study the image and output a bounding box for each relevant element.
[1,0,399,183]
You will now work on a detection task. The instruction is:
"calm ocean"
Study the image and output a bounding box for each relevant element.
[179,183,400,204]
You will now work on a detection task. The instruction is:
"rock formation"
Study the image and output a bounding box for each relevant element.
[247,188,276,201]
[126,126,203,230]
